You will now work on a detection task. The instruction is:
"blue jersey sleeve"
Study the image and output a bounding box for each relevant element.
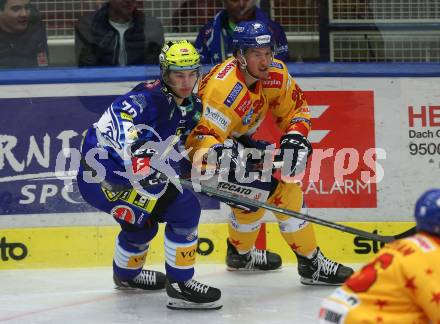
[195,22,214,64]
[270,21,289,62]
[95,84,149,163]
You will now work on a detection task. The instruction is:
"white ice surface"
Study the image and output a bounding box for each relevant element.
[0,264,352,324]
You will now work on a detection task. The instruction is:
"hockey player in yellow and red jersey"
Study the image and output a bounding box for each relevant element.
[186,20,353,285]
[319,188,440,323]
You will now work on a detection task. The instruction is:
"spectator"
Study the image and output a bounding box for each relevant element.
[195,0,289,64]
[75,0,164,67]
[171,0,224,33]
[0,0,49,68]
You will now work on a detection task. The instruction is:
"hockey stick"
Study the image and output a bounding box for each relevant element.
[173,176,415,243]
[390,226,417,240]
[141,141,415,244]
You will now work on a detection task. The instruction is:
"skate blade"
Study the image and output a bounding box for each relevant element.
[166,298,222,310]
[300,277,343,286]
[114,285,165,291]
[226,266,282,272]
[114,285,137,290]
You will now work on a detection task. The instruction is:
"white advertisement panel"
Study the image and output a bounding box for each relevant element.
[297,77,439,221]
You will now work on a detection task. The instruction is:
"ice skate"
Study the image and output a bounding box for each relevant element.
[113,269,166,290]
[226,239,282,271]
[296,247,354,285]
[166,278,222,310]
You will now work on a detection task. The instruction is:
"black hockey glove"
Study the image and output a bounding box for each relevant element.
[278,133,312,176]
[236,135,277,173]
[130,141,166,188]
[211,140,241,173]
[237,135,273,152]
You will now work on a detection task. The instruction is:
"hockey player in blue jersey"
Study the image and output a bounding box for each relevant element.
[76,40,222,310]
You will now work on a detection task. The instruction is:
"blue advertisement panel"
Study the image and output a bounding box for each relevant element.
[0,95,218,215]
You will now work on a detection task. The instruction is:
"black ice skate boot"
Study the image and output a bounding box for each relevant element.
[166,278,222,310]
[113,269,166,290]
[296,247,354,286]
[226,239,282,271]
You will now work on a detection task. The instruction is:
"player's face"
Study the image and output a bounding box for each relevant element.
[243,47,273,80]
[167,69,199,98]
[224,0,255,23]
[0,0,31,33]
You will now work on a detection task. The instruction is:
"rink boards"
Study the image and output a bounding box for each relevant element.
[0,78,438,220]
[0,65,438,269]
[0,221,414,269]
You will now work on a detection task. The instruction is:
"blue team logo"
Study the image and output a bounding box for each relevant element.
[224,83,243,107]
[270,61,283,69]
[129,94,147,113]
[290,117,312,127]
[242,108,254,125]
[101,110,123,150]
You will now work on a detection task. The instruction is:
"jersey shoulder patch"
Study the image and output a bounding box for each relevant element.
[406,234,437,252]
[203,105,231,131]
[215,59,237,80]
[223,82,244,107]
[262,71,284,89]
[270,61,284,69]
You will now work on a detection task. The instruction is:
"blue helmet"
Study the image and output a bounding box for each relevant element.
[414,189,440,235]
[232,20,273,53]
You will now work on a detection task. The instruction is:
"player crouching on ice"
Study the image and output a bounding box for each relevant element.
[186,20,354,285]
[319,189,440,323]
[76,40,221,310]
